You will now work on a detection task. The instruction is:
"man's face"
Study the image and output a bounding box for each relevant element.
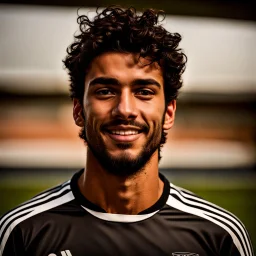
[74,52,175,176]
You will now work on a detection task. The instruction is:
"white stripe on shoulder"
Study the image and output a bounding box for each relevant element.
[30,180,71,200]
[170,184,253,256]
[0,191,74,255]
[0,181,73,255]
[171,183,197,196]
[171,184,247,231]
[0,181,71,231]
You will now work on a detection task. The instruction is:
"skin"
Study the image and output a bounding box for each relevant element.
[73,52,176,214]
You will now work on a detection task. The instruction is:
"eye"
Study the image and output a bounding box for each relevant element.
[96,89,112,95]
[95,88,115,98]
[136,89,155,98]
[137,89,153,95]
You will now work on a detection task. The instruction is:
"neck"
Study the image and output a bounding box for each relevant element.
[78,149,164,214]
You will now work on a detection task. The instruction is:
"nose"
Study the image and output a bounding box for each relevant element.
[112,89,138,120]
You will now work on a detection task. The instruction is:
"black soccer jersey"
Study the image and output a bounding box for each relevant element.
[0,170,254,256]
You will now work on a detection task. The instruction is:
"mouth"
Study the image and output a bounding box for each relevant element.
[104,126,143,142]
[108,130,140,135]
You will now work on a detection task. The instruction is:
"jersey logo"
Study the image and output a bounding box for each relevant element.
[48,250,72,256]
[172,253,199,256]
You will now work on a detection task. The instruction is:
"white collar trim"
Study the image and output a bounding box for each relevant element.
[81,205,159,223]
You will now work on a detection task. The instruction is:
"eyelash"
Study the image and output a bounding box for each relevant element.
[96,89,113,95]
[95,88,155,98]
[136,89,154,96]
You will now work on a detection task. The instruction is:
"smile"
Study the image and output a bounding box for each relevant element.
[108,130,139,135]
[105,127,143,143]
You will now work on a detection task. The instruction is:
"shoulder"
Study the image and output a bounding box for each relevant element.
[167,183,254,256]
[0,180,74,254]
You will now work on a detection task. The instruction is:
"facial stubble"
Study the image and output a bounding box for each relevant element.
[79,117,165,177]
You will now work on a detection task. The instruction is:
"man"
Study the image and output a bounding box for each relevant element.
[0,6,254,256]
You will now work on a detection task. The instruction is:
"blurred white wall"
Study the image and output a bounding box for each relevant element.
[0,4,255,94]
[0,4,255,169]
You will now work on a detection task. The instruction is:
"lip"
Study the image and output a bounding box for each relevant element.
[104,125,143,143]
[106,132,142,143]
[105,125,143,132]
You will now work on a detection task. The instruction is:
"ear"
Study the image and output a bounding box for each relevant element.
[163,100,176,131]
[73,98,84,127]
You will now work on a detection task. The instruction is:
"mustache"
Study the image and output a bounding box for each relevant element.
[101,119,149,132]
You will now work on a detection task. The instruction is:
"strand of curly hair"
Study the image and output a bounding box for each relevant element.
[63,6,187,159]
[63,6,187,105]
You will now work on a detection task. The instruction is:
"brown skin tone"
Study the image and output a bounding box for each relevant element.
[74,52,176,214]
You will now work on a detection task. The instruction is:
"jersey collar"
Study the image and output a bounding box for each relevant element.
[71,169,170,222]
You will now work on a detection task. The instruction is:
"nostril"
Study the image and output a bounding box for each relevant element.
[111,93,138,119]
[111,105,138,119]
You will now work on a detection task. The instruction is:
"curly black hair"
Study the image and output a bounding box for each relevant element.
[63,6,187,105]
[63,6,187,160]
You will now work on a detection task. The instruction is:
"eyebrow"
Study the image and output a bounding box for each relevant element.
[89,77,161,88]
[89,77,121,87]
[131,79,161,88]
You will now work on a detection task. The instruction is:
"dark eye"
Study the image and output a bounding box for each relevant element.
[95,89,115,98]
[96,89,112,95]
[136,89,154,98]
[138,90,153,95]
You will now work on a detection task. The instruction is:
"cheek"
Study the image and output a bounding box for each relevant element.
[140,102,165,124]
[84,101,111,129]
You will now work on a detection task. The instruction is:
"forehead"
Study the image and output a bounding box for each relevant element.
[85,52,163,84]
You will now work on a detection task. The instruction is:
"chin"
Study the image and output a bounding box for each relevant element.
[110,144,142,155]
[109,150,137,160]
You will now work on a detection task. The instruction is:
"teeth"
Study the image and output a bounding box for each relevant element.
[110,130,139,135]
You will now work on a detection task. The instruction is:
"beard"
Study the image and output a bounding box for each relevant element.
[79,118,165,178]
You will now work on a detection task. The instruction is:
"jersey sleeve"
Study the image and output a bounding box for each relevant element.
[220,231,248,256]
[170,183,255,256]
[224,221,254,256]
[1,225,25,256]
